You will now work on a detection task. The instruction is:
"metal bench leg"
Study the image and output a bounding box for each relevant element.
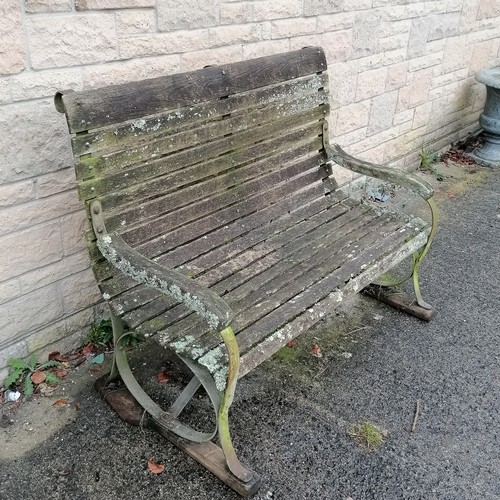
[364,197,438,319]
[98,314,260,496]
[411,197,438,310]
[218,327,254,483]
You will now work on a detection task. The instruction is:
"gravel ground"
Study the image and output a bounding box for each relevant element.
[0,165,498,500]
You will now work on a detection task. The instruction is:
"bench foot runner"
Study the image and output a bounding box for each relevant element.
[98,314,260,496]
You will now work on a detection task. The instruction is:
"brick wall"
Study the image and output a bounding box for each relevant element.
[1,0,499,381]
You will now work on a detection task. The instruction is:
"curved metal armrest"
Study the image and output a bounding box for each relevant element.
[325,143,434,200]
[91,201,234,330]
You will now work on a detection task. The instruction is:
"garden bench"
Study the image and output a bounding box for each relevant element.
[55,47,437,497]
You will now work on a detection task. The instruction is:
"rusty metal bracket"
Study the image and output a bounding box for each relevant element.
[89,199,106,237]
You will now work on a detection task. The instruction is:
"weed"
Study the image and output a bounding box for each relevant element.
[348,421,387,450]
[85,319,145,349]
[2,354,61,399]
[419,148,446,180]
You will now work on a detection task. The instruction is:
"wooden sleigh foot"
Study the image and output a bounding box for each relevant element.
[363,284,432,321]
[94,372,261,497]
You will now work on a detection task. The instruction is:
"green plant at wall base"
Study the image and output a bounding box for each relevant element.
[3,355,61,399]
[85,319,145,349]
[348,421,386,450]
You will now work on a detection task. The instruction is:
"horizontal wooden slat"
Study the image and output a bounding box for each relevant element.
[60,47,326,133]
[77,108,325,201]
[72,73,328,159]
[106,139,324,239]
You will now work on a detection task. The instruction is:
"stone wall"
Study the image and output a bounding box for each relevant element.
[1,0,499,380]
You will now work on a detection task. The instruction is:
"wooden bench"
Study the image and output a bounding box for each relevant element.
[55,47,437,496]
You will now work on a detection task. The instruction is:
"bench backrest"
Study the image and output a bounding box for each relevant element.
[57,47,333,293]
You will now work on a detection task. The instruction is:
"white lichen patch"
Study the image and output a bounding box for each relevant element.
[102,293,111,300]
[198,347,228,391]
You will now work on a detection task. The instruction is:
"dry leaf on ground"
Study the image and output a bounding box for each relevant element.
[147,459,165,474]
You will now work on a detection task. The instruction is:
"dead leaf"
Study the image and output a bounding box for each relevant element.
[51,368,68,380]
[49,351,69,362]
[310,344,322,358]
[31,370,46,385]
[447,192,456,199]
[147,459,165,474]
[82,343,94,355]
[52,399,69,407]
[156,369,171,384]
[286,341,296,348]
[74,402,81,411]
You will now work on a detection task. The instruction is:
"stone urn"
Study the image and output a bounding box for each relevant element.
[470,67,500,168]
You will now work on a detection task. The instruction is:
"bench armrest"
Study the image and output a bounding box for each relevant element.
[91,202,234,331]
[325,143,434,200]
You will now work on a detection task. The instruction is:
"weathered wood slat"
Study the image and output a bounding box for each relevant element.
[71,73,328,157]
[237,231,429,377]
[164,213,403,351]
[60,47,326,133]
[74,93,329,180]
[77,108,325,201]
[116,195,353,328]
[107,139,325,240]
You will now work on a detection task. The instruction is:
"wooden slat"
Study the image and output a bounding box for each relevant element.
[114,194,352,326]
[77,108,325,201]
[61,47,326,133]
[102,188,348,320]
[162,211,398,349]
[107,139,324,239]
[238,231,429,377]
[71,73,328,158]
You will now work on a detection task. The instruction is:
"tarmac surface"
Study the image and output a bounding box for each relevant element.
[0,164,499,500]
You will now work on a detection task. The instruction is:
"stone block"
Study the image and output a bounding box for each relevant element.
[61,269,101,314]
[116,9,156,35]
[76,0,154,8]
[352,11,381,58]
[0,100,72,184]
[25,317,66,352]
[32,329,86,366]
[27,14,117,69]
[477,0,500,19]
[328,62,358,107]
[0,190,81,237]
[220,2,253,25]
[316,13,354,32]
[0,222,63,281]
[303,0,343,16]
[10,69,82,101]
[367,91,398,136]
[35,168,76,198]
[386,62,408,91]
[393,109,415,126]
[441,36,468,73]
[83,56,181,89]
[0,0,25,76]
[211,23,269,47]
[0,279,21,306]
[61,213,88,256]
[356,67,388,100]
[427,13,460,41]
[271,18,316,39]
[397,69,432,111]
[407,17,430,58]
[469,41,492,76]
[0,341,27,371]
[242,39,289,60]
[0,180,34,208]
[0,284,64,345]
[334,101,370,135]
[0,80,11,105]
[181,46,243,72]
[309,31,351,63]
[157,0,219,31]
[19,251,90,294]
[119,30,210,59]
[253,0,302,21]
[25,0,72,12]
